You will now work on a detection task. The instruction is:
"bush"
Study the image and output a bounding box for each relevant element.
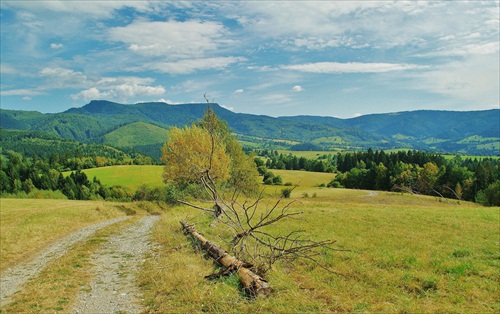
[281,188,292,198]
[327,180,343,188]
[476,180,500,206]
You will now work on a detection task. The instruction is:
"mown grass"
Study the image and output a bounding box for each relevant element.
[140,188,499,313]
[0,199,126,271]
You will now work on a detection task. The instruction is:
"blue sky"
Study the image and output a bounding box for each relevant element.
[1,1,499,118]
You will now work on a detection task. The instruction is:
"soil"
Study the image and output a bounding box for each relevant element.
[72,215,159,314]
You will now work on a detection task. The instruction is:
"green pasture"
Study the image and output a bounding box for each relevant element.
[76,165,164,190]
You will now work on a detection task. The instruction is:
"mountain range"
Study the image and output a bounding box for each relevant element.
[1,100,499,158]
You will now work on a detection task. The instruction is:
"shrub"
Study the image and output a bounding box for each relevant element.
[281,188,292,198]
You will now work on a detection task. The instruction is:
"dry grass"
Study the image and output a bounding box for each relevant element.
[140,188,499,313]
[0,199,127,271]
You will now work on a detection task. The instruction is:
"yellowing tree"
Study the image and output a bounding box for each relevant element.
[162,107,259,195]
[161,124,230,186]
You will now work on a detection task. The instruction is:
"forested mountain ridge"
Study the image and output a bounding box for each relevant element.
[1,100,498,156]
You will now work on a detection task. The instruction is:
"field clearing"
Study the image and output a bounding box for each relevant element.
[75,165,164,190]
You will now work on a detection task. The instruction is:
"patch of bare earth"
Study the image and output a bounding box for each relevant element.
[72,215,159,314]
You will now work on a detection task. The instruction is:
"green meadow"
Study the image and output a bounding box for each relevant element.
[76,165,164,190]
[4,165,499,313]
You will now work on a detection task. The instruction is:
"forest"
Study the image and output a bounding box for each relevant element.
[257,149,500,206]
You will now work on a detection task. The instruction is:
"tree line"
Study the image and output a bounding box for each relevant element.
[256,149,500,206]
[0,150,178,203]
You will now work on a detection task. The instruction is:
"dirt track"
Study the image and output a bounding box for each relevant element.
[1,215,159,313]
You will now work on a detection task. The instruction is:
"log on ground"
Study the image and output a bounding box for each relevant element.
[180,220,273,298]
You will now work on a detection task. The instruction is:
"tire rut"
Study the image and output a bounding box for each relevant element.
[72,215,159,314]
[0,216,129,306]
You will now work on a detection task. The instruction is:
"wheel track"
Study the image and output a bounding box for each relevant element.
[0,216,129,306]
[72,215,160,314]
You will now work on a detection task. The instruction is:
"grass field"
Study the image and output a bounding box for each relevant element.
[75,165,164,190]
[141,189,499,313]
[17,166,499,313]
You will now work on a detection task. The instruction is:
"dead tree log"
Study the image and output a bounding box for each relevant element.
[180,220,273,298]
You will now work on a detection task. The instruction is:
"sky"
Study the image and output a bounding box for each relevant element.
[1,1,499,118]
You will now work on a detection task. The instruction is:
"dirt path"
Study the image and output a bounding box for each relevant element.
[72,215,159,314]
[0,216,129,306]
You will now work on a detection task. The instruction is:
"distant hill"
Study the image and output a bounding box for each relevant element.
[1,100,499,156]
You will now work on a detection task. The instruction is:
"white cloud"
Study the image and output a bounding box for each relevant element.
[259,93,291,105]
[233,89,244,94]
[282,62,426,74]
[72,84,165,102]
[134,57,246,75]
[237,1,498,52]
[22,96,32,101]
[38,67,90,88]
[109,19,231,59]
[2,1,154,18]
[408,54,499,107]
[220,104,235,111]
[50,43,63,49]
[157,99,182,105]
[291,85,304,92]
[1,89,44,96]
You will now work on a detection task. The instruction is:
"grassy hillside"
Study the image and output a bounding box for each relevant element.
[3,102,498,155]
[103,122,168,148]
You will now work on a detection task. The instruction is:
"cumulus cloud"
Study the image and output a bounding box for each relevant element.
[50,43,63,49]
[109,20,231,59]
[38,67,89,88]
[291,85,304,92]
[72,84,165,102]
[233,89,244,94]
[282,62,426,74]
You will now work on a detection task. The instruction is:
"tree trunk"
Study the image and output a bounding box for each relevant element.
[180,220,273,298]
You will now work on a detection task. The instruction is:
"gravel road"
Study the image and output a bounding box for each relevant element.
[0,216,129,307]
[72,215,159,314]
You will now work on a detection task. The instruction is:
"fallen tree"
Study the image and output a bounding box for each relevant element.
[170,102,342,297]
[180,220,273,298]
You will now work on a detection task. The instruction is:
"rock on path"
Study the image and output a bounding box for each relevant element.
[72,215,159,314]
[0,216,129,306]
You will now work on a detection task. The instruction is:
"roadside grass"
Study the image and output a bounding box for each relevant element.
[0,199,127,271]
[141,189,499,313]
[0,215,142,313]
